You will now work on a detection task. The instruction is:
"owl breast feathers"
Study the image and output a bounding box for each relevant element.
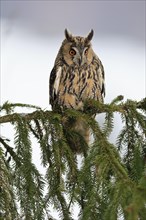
[49,29,105,111]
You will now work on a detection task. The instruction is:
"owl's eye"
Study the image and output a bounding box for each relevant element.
[84,48,88,55]
[69,49,76,56]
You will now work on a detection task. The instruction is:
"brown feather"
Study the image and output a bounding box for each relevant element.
[49,30,105,149]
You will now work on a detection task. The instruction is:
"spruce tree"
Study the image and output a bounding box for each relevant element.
[0,96,146,220]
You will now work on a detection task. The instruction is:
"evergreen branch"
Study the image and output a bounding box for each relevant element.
[0,137,21,166]
[103,111,114,137]
[1,97,146,219]
[85,115,130,180]
[0,110,57,124]
[27,119,44,141]
[27,121,40,140]
[67,182,76,211]
[56,189,71,219]
[34,119,44,139]
[111,95,124,104]
[84,97,146,114]
[0,101,41,113]
[13,116,46,218]
[0,150,19,219]
[0,98,145,125]
[136,98,146,110]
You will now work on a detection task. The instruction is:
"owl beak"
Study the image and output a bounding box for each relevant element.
[78,58,82,66]
[78,53,84,66]
[76,53,84,66]
[79,57,85,66]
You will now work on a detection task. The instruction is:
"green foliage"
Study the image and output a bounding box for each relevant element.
[0,97,146,219]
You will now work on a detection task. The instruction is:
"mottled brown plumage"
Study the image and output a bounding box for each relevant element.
[49,29,105,148]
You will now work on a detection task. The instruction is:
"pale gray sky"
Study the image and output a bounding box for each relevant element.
[1,0,145,43]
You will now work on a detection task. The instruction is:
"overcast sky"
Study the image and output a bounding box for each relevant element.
[0,1,145,219]
[1,0,145,42]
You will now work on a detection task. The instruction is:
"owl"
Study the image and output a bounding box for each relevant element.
[49,29,105,149]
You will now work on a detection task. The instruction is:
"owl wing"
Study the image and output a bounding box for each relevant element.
[49,66,62,108]
[95,57,105,100]
[99,66,105,98]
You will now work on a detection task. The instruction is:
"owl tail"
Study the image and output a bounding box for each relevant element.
[73,118,90,145]
[63,117,90,154]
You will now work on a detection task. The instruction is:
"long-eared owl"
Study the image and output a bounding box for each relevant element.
[49,29,105,148]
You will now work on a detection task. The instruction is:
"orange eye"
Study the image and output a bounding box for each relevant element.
[69,49,76,56]
[85,48,88,55]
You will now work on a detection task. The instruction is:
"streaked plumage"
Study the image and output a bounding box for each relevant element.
[49,29,105,148]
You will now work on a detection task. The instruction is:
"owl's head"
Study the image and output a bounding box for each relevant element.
[61,29,94,67]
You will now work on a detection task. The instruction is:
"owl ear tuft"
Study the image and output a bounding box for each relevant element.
[64,29,74,42]
[85,29,94,43]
